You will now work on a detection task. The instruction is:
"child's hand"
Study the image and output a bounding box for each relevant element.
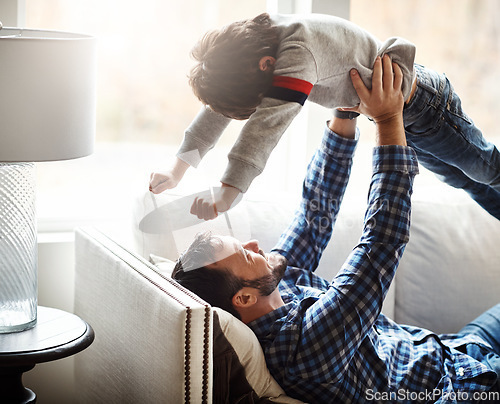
[190,184,241,220]
[149,157,190,194]
[149,171,181,194]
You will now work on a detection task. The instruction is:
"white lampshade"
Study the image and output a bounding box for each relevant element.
[0,27,96,333]
[0,28,96,161]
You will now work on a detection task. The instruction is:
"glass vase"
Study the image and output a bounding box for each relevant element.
[0,162,37,333]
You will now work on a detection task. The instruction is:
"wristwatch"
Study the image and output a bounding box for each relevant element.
[333,109,360,120]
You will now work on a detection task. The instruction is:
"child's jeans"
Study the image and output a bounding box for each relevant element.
[403,64,500,220]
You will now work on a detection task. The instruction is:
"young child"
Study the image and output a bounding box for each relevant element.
[149,13,500,220]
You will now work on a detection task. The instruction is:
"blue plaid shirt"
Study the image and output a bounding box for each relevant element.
[247,126,497,403]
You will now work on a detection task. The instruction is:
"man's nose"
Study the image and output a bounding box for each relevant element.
[243,239,260,252]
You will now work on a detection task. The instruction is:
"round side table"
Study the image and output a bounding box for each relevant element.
[0,306,94,403]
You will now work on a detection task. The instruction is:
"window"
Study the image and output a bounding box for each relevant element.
[27,0,268,232]
[28,0,500,232]
[347,0,500,202]
[351,0,500,147]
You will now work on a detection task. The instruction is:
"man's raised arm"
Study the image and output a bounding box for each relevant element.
[291,56,419,381]
[272,109,359,271]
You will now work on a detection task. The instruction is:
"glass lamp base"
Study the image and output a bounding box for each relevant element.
[0,163,38,334]
[0,307,37,334]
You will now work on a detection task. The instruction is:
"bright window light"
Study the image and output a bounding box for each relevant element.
[27,0,500,232]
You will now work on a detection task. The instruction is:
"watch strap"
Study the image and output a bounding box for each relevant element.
[333,109,360,120]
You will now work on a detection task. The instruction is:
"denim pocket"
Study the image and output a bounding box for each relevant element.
[404,78,444,137]
[404,103,444,137]
[444,78,473,126]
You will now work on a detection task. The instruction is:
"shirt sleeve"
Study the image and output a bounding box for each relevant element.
[176,106,232,168]
[221,97,304,192]
[272,125,359,271]
[290,145,419,383]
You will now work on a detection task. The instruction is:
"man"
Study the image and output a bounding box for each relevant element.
[172,56,500,403]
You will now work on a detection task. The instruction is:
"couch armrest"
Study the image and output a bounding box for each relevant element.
[74,227,213,404]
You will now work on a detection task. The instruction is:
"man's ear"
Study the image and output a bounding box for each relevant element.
[258,56,276,72]
[232,288,258,309]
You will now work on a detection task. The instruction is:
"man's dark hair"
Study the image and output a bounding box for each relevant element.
[172,232,244,318]
[188,13,280,120]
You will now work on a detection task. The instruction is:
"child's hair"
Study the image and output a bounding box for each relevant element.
[188,13,280,120]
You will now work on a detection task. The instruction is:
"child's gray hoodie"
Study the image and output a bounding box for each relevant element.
[177,13,416,192]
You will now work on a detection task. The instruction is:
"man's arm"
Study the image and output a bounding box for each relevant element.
[271,116,358,271]
[295,141,417,384]
[273,57,418,384]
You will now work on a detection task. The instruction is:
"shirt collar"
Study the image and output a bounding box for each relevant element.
[247,301,296,338]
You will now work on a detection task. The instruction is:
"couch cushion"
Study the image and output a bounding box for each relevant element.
[214,309,303,404]
[394,196,500,334]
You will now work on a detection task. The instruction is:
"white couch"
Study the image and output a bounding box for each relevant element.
[74,176,500,403]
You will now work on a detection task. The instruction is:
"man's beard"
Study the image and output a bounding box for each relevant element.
[241,254,287,296]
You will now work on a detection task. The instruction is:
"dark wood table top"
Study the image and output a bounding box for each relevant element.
[0,306,94,367]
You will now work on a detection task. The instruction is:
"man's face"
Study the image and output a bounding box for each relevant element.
[207,236,287,296]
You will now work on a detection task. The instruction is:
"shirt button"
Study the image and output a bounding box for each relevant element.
[458,367,465,376]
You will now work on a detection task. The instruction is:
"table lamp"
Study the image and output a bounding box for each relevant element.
[0,23,96,333]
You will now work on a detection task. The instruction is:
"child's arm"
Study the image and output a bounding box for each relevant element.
[221,97,304,193]
[149,157,190,194]
[188,97,304,220]
[176,106,232,166]
[149,106,232,194]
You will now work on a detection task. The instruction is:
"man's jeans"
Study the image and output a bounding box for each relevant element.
[459,303,500,394]
[403,64,500,220]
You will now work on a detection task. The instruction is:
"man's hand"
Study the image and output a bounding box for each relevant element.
[350,55,406,146]
[190,184,241,220]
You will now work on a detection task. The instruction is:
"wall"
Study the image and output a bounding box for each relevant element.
[23,234,77,403]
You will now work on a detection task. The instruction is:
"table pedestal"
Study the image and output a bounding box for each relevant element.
[0,365,36,403]
[0,307,94,403]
